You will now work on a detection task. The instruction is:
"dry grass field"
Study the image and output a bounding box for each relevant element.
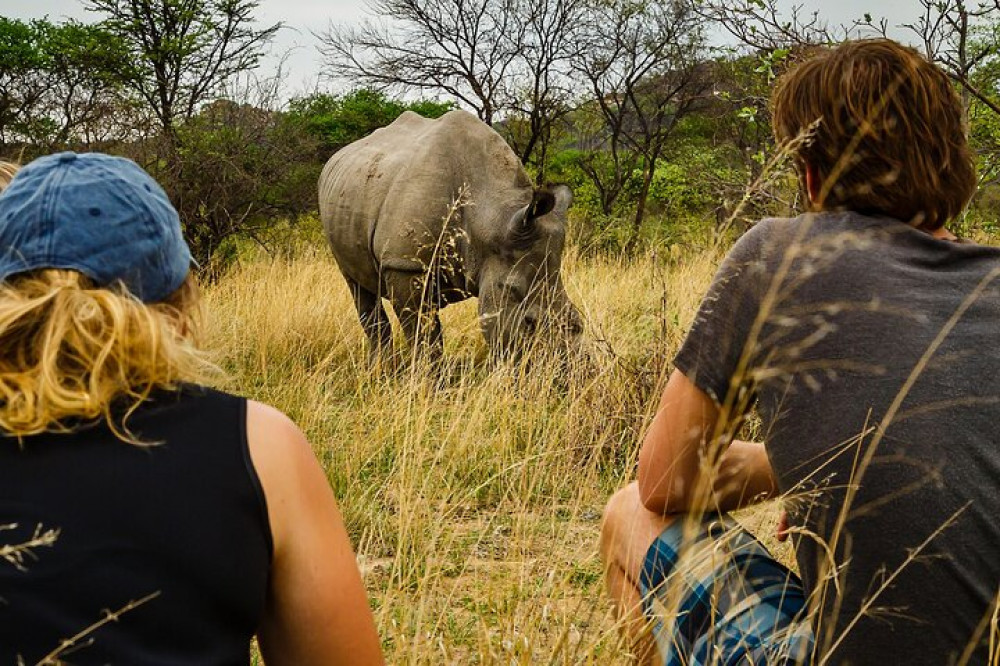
[202,226,794,664]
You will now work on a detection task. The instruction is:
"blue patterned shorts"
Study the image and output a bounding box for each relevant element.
[640,515,814,665]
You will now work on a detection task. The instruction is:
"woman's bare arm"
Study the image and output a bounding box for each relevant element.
[247,400,384,666]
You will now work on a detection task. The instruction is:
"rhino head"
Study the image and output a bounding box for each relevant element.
[475,185,583,357]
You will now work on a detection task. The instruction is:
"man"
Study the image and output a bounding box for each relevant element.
[600,39,1000,664]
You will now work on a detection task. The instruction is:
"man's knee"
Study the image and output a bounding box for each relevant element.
[601,481,681,578]
[600,482,642,562]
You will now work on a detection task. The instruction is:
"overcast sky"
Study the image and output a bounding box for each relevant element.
[5,0,921,99]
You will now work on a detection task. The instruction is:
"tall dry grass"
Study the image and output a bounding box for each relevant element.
[202,212,1000,663]
[202,236,792,664]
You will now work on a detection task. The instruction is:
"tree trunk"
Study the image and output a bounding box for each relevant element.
[601,189,616,216]
[534,126,549,185]
[627,157,656,252]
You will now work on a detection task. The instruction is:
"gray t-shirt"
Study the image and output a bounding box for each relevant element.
[675,211,1000,663]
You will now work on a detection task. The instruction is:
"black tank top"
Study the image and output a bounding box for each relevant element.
[0,386,272,664]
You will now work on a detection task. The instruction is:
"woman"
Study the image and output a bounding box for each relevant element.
[0,159,18,190]
[0,152,384,664]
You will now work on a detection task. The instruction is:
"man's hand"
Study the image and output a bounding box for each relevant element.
[711,440,777,509]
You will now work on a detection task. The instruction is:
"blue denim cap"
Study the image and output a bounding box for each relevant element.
[0,152,192,303]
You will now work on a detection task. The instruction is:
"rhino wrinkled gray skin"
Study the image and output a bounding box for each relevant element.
[319,109,582,357]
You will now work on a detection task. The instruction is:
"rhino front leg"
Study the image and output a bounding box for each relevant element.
[346,277,392,358]
[383,269,444,361]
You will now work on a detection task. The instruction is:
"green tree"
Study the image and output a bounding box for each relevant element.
[163,97,322,265]
[77,0,285,265]
[0,17,48,147]
[85,0,280,141]
[572,0,710,247]
[0,17,130,151]
[35,20,133,146]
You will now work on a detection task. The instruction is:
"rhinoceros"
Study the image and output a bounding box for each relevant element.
[318,109,582,357]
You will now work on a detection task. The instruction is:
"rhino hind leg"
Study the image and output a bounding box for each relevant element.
[347,278,392,356]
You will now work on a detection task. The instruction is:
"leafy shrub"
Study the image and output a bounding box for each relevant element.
[142,99,323,269]
[287,88,454,160]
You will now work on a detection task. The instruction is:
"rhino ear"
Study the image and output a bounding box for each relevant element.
[526,190,557,222]
[549,184,573,217]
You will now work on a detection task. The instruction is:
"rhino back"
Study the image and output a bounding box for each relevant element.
[320,110,533,294]
[319,112,435,292]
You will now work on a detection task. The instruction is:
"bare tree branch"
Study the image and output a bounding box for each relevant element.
[571,0,710,241]
[317,0,521,124]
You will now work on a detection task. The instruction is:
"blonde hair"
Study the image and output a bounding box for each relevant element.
[0,270,216,442]
[0,160,20,191]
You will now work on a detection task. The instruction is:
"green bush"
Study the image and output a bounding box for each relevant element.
[287,88,454,160]
[548,143,742,253]
[143,99,323,269]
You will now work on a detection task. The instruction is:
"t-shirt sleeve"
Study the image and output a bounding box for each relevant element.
[673,222,771,407]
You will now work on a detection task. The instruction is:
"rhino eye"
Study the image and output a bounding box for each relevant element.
[522,313,538,336]
[502,281,525,301]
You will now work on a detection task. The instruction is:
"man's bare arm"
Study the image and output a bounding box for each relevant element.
[637,370,777,514]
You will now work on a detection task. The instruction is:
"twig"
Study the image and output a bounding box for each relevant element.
[819,504,970,662]
[0,523,60,572]
[33,591,161,666]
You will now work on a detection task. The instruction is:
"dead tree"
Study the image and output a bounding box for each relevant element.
[318,0,525,125]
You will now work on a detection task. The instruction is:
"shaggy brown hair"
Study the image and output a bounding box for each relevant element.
[771,39,976,230]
